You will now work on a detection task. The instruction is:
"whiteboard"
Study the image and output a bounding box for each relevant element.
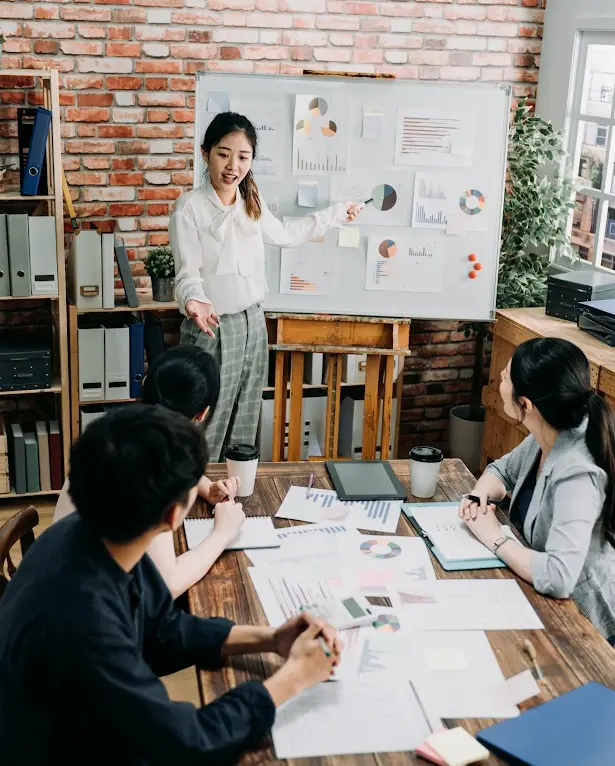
[194,73,510,321]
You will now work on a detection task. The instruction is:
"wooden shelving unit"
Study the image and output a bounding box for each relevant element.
[0,70,70,501]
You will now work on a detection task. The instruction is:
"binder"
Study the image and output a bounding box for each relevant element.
[104,326,130,401]
[78,327,105,402]
[8,423,27,495]
[17,107,48,196]
[80,407,107,434]
[35,420,51,491]
[477,683,615,766]
[0,214,10,297]
[7,214,31,297]
[304,352,324,385]
[21,107,52,196]
[128,319,145,399]
[114,236,139,308]
[143,312,166,364]
[68,230,102,310]
[24,431,40,493]
[48,420,62,491]
[28,216,58,295]
[402,503,507,571]
[101,232,115,309]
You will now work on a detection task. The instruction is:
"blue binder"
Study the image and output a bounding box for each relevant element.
[477,682,615,766]
[402,502,507,571]
[129,319,145,399]
[22,107,52,196]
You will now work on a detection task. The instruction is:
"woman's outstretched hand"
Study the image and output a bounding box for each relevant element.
[345,202,364,222]
[185,299,219,338]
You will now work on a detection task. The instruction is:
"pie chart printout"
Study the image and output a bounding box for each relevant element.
[373,613,402,633]
[295,119,311,136]
[378,239,398,259]
[459,189,485,216]
[309,97,328,117]
[321,121,337,137]
[372,183,397,212]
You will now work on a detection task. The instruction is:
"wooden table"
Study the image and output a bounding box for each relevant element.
[181,459,615,765]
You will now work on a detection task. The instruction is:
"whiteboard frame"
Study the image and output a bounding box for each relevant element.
[194,72,510,322]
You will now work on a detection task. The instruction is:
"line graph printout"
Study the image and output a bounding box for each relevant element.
[366,234,444,293]
[275,485,402,533]
[395,109,475,167]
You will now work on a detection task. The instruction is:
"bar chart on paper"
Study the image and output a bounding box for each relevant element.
[412,173,449,230]
[395,110,475,167]
[275,486,402,533]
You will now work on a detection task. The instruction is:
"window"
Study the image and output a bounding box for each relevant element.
[568,34,615,269]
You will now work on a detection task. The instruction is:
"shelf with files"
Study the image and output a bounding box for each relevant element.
[68,296,180,442]
[0,69,70,505]
[0,488,61,499]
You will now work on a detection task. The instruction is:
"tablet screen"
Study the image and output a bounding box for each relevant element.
[332,462,398,497]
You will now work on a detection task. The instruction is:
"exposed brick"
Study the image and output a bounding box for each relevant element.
[99,125,136,138]
[116,140,151,154]
[137,92,185,107]
[109,26,133,41]
[113,108,145,124]
[221,46,242,59]
[112,158,136,170]
[34,41,59,55]
[147,109,170,123]
[136,61,183,74]
[137,124,184,138]
[23,22,76,39]
[109,203,145,216]
[106,43,141,57]
[171,109,194,123]
[65,171,107,186]
[65,108,110,123]
[35,7,59,20]
[78,58,133,74]
[82,187,136,202]
[109,172,145,186]
[78,25,107,39]
[65,140,116,154]
[147,203,170,216]
[137,187,183,200]
[137,157,186,170]
[140,217,171,231]
[78,93,114,107]
[113,9,147,23]
[60,8,112,22]
[83,157,111,170]
[107,76,143,90]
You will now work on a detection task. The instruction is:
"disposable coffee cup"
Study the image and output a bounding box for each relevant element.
[225,444,259,497]
[409,446,443,499]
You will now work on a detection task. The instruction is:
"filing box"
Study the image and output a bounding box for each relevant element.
[546,271,615,322]
[0,338,52,391]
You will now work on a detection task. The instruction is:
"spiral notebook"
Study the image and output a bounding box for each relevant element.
[184,517,280,551]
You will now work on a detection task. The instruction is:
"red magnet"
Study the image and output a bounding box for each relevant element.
[473,262,483,271]
[468,253,477,262]
[468,271,478,279]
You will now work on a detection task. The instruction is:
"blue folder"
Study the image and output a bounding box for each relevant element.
[402,502,506,571]
[477,682,615,766]
[22,107,51,196]
[129,319,145,399]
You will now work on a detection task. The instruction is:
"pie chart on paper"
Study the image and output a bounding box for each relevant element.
[309,97,329,117]
[295,119,312,136]
[374,613,402,633]
[378,239,397,259]
[320,120,338,137]
[372,183,398,212]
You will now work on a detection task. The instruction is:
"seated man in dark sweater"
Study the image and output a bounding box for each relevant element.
[0,404,340,764]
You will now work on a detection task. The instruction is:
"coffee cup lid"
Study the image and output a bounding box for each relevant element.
[409,446,443,463]
[225,444,260,461]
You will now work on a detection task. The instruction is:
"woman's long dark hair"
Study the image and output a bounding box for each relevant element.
[201,112,262,221]
[511,337,615,545]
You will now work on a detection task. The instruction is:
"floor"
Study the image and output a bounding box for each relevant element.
[0,498,202,707]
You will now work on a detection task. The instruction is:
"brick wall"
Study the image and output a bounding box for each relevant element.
[0,0,544,454]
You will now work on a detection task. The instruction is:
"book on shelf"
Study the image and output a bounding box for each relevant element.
[1,420,60,496]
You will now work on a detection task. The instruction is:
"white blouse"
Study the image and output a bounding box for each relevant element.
[169,181,348,317]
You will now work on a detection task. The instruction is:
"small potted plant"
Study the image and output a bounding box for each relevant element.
[0,33,6,65]
[144,246,175,302]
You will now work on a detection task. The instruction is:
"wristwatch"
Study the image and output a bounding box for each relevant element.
[492,535,513,555]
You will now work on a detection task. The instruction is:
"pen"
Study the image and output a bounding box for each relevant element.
[299,604,332,657]
[306,473,314,499]
[466,494,497,506]
[364,197,373,205]
[523,639,544,681]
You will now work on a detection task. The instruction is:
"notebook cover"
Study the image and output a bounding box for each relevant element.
[477,683,615,766]
[184,517,280,551]
[402,504,507,571]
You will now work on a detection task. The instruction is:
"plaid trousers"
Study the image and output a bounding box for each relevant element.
[180,303,268,463]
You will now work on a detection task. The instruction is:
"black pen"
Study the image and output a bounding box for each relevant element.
[465,493,497,506]
[364,197,373,205]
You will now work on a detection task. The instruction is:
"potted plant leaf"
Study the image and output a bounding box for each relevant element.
[144,246,175,303]
[449,98,576,473]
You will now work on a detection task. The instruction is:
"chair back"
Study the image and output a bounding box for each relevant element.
[0,506,39,599]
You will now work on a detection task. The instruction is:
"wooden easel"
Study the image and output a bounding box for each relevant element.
[265,69,407,463]
[267,313,411,462]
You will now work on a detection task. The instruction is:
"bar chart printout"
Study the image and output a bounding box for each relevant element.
[366,235,444,294]
[395,109,475,168]
[412,173,449,230]
[275,485,402,533]
[293,93,349,175]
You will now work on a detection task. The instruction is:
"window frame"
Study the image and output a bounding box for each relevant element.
[564,31,615,270]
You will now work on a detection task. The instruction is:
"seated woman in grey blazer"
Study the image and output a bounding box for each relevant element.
[460,337,615,642]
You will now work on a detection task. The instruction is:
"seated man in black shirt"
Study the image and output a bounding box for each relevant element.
[0,404,340,764]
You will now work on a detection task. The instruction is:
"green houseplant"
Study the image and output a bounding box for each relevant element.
[449,99,575,471]
[144,246,175,303]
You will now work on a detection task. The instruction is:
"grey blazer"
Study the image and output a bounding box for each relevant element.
[486,421,615,639]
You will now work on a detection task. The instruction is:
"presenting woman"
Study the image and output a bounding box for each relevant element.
[459,337,615,640]
[170,112,362,462]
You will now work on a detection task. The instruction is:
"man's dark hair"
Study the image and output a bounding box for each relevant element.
[69,404,207,543]
[142,345,220,423]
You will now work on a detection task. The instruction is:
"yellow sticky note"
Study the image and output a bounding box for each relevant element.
[427,728,489,766]
[338,227,360,248]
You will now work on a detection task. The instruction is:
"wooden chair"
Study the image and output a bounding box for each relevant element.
[0,506,39,599]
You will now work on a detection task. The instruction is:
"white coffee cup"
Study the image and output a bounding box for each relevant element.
[409,446,443,499]
[225,444,260,497]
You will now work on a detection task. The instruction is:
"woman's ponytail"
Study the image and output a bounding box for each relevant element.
[585,392,615,546]
[239,169,262,221]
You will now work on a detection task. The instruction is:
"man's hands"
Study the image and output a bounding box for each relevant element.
[212,500,246,546]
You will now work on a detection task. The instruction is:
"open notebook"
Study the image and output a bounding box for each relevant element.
[184,517,280,551]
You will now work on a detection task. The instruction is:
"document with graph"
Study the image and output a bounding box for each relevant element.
[275,485,402,533]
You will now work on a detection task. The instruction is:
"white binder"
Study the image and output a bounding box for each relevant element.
[7,214,31,297]
[101,232,115,309]
[35,420,51,491]
[78,327,105,402]
[68,230,102,309]
[80,407,107,434]
[0,213,10,297]
[28,216,58,295]
[104,326,130,401]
